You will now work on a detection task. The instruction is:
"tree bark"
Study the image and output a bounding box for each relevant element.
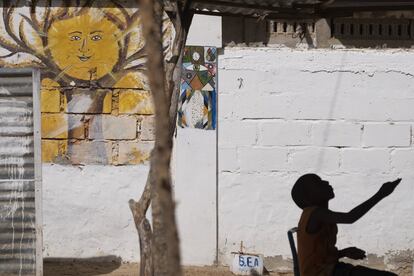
[166,1,194,137]
[129,1,193,276]
[129,168,154,276]
[139,0,182,275]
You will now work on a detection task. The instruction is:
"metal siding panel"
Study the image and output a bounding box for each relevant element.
[0,70,38,276]
[32,69,43,276]
[0,76,34,96]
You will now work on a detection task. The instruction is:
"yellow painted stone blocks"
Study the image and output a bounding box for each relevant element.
[103,92,112,113]
[41,140,67,163]
[140,116,155,141]
[69,141,113,165]
[119,90,154,115]
[41,78,61,113]
[41,113,68,139]
[63,89,112,114]
[118,141,154,165]
[114,72,145,90]
[42,114,85,139]
[68,115,85,139]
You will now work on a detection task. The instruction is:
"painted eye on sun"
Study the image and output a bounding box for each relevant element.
[70,35,81,41]
[91,35,102,41]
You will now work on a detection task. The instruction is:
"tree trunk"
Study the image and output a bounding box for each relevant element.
[129,1,193,275]
[138,0,182,275]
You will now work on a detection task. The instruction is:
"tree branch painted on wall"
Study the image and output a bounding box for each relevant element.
[0,0,173,165]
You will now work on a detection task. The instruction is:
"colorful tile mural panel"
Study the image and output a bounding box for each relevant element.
[0,1,173,165]
[178,46,217,130]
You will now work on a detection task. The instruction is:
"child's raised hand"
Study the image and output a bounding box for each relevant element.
[342,247,366,260]
[378,178,402,198]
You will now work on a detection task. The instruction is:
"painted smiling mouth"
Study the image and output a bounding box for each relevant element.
[78,55,91,62]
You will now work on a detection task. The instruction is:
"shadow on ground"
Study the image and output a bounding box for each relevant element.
[44,256,122,276]
[44,259,294,276]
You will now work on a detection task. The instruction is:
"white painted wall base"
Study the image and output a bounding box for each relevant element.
[42,164,148,262]
[173,128,217,265]
[42,130,217,265]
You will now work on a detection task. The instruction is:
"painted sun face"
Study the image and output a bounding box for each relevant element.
[48,12,120,81]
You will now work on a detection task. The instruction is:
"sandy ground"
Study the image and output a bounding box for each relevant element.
[44,262,293,276]
[43,261,411,276]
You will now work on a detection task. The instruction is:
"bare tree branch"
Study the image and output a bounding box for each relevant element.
[125,46,147,65]
[111,0,131,22]
[20,14,43,36]
[121,33,132,61]
[1,5,52,68]
[165,1,193,136]
[3,6,27,50]
[0,52,18,58]
[42,0,52,45]
[18,19,34,51]
[125,64,146,72]
[29,0,41,32]
[104,11,127,30]
[0,35,24,53]
[54,6,70,20]
[129,163,154,276]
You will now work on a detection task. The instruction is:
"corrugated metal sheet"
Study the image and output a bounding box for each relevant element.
[0,69,39,276]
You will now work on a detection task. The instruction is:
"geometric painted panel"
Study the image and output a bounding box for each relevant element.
[178,46,217,130]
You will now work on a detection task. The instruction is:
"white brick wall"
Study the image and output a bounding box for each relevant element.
[219,120,257,146]
[239,146,288,173]
[362,123,411,147]
[219,147,239,172]
[340,148,391,174]
[311,121,362,147]
[259,121,312,146]
[288,147,340,173]
[218,48,414,266]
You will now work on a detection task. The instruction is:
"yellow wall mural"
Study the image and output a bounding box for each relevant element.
[0,1,172,165]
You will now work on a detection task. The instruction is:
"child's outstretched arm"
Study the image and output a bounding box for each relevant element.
[338,247,366,260]
[310,178,401,227]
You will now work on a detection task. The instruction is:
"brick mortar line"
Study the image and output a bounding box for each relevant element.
[42,86,149,91]
[40,112,154,116]
[232,145,414,148]
[224,145,414,150]
[41,138,155,141]
[239,118,414,123]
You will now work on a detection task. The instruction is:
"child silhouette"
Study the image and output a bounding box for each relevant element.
[291,173,401,276]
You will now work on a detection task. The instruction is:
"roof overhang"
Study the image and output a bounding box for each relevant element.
[189,0,414,18]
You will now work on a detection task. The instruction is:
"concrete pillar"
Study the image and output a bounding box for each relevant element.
[315,18,331,48]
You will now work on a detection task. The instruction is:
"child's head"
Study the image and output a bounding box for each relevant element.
[291,173,335,209]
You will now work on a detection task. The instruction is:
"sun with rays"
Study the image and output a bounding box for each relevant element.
[0,1,173,162]
[47,11,121,81]
[0,1,172,89]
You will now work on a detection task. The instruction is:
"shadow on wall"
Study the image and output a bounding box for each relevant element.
[222,16,315,47]
[222,15,414,48]
[44,256,122,276]
[222,17,270,46]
